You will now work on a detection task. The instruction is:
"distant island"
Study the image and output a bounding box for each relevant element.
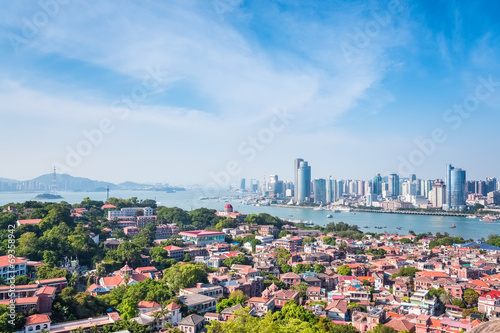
[34,193,63,199]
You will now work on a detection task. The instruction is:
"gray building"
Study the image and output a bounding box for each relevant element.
[313,178,327,204]
[444,164,466,211]
[297,160,311,202]
[388,174,400,197]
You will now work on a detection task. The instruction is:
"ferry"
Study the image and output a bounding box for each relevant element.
[480,215,499,222]
[326,214,333,218]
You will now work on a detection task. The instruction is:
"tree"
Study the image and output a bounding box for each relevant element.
[313,263,326,274]
[281,264,292,273]
[464,289,480,307]
[337,265,351,276]
[370,323,397,333]
[250,239,262,252]
[276,247,291,266]
[391,266,419,278]
[439,292,455,305]
[43,250,59,268]
[322,236,336,246]
[183,253,192,262]
[157,207,191,227]
[163,263,208,293]
[36,264,67,280]
[118,298,138,320]
[223,254,250,268]
[291,282,309,299]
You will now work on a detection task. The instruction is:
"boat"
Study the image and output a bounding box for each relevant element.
[480,215,499,222]
[326,214,333,218]
[450,222,456,228]
[305,221,314,226]
[466,215,477,219]
[351,212,356,215]
[396,227,402,230]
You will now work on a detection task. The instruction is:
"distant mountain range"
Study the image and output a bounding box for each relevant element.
[0,174,185,193]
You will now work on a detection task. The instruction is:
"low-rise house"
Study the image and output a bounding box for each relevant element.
[246,297,275,316]
[478,290,500,316]
[178,314,206,333]
[325,300,348,321]
[280,272,301,288]
[178,293,217,314]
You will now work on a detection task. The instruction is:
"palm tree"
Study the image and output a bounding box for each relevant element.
[439,292,455,305]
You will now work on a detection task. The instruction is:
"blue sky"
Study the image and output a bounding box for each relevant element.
[1,0,499,185]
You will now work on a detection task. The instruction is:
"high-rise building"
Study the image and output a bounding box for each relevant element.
[430,179,446,208]
[325,177,333,204]
[297,160,311,202]
[294,158,304,200]
[372,173,382,195]
[388,174,400,197]
[444,164,466,211]
[357,180,365,196]
[336,180,344,199]
[240,178,245,191]
[313,178,326,204]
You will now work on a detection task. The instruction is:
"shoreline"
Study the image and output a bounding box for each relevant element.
[270,203,470,217]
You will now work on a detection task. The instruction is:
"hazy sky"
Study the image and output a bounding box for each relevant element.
[1,0,499,185]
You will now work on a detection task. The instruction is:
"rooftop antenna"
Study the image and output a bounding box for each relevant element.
[50,167,58,195]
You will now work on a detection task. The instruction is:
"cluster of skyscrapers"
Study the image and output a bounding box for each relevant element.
[239,159,500,212]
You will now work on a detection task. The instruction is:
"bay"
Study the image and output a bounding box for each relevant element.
[0,190,498,240]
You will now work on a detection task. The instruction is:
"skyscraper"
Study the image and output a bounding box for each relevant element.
[444,164,466,211]
[430,179,446,208]
[325,177,333,204]
[313,178,326,204]
[297,160,311,202]
[388,174,400,197]
[240,178,245,191]
[294,158,304,200]
[372,173,382,195]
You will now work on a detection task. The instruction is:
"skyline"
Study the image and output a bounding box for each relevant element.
[2,1,500,184]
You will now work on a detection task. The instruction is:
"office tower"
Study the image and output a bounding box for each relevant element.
[294,158,304,200]
[486,178,497,193]
[240,178,245,191]
[444,164,466,211]
[357,180,365,196]
[409,174,417,182]
[313,178,327,204]
[297,160,311,202]
[325,177,333,204]
[336,180,344,199]
[349,181,357,196]
[331,178,338,202]
[430,179,446,208]
[372,173,382,195]
[388,174,400,197]
[364,181,371,197]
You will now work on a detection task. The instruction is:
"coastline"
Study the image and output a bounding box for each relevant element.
[270,203,470,217]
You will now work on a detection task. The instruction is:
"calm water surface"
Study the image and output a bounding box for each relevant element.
[1,190,498,240]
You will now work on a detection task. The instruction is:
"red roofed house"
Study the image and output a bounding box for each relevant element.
[164,245,185,261]
[16,219,42,228]
[478,290,500,315]
[25,314,50,333]
[166,302,182,325]
[179,230,225,246]
[101,204,117,209]
[0,255,27,279]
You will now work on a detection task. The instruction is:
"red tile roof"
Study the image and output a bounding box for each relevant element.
[0,255,27,267]
[17,219,42,225]
[26,314,50,325]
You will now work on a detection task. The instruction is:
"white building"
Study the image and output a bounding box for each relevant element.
[108,207,154,218]
[0,256,27,279]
